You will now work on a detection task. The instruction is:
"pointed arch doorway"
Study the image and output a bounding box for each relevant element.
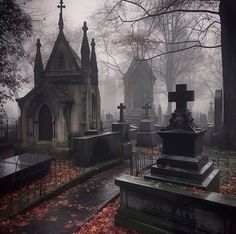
[38,104,53,141]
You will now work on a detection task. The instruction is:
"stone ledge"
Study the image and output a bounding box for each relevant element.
[115,175,236,234]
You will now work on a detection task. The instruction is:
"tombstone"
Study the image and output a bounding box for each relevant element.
[103,113,114,130]
[112,103,132,159]
[214,89,223,133]
[115,84,222,234]
[136,103,158,147]
[157,104,162,124]
[208,100,214,124]
[199,113,208,128]
[145,84,219,191]
[163,114,170,127]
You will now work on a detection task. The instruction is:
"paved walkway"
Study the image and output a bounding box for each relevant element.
[10,163,129,234]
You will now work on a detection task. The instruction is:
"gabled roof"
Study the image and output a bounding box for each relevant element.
[16,82,73,107]
[123,57,156,81]
[44,31,81,74]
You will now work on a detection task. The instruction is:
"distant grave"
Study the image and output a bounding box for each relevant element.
[0,153,53,194]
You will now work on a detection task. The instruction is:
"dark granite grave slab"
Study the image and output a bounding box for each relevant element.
[158,130,205,157]
[0,153,54,194]
[115,175,236,234]
[73,132,121,167]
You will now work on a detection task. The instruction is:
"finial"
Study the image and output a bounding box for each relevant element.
[57,0,66,31]
[82,21,88,33]
[91,38,95,47]
[36,39,41,48]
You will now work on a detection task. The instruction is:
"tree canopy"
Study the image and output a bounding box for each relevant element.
[0,0,32,114]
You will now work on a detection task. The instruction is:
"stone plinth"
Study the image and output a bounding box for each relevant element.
[115,175,236,234]
[112,122,129,143]
[145,129,219,192]
[136,119,159,147]
[158,130,205,157]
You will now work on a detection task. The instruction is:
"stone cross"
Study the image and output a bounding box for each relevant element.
[117,103,126,122]
[57,0,65,14]
[57,0,65,30]
[168,84,194,112]
[142,103,151,118]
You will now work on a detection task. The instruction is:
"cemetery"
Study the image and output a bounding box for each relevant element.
[0,0,236,233]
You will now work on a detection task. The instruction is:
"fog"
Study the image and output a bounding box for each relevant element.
[5,0,222,121]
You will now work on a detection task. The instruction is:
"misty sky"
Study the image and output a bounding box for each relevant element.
[5,0,219,120]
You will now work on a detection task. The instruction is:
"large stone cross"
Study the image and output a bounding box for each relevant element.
[168,84,194,112]
[117,103,126,122]
[142,103,151,118]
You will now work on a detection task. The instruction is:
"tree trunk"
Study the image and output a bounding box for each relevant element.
[220,0,236,149]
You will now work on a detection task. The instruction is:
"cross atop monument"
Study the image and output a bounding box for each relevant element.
[142,103,151,118]
[168,84,194,112]
[57,0,66,31]
[117,103,126,122]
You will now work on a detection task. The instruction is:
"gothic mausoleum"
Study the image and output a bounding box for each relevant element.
[17,1,102,154]
[123,57,157,125]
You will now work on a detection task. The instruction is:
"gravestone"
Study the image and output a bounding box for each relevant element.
[163,114,170,127]
[208,101,214,124]
[103,113,114,130]
[112,103,132,159]
[136,104,158,147]
[199,113,208,128]
[214,90,223,133]
[115,84,223,234]
[157,104,162,124]
[145,84,219,191]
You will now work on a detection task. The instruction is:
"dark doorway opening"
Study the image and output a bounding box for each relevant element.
[38,104,53,141]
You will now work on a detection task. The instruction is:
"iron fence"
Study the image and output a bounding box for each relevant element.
[0,158,81,220]
[129,146,159,176]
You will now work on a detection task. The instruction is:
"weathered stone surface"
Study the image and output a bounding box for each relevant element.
[0,153,53,194]
[136,131,159,147]
[158,130,205,157]
[139,119,155,132]
[115,175,236,234]
[112,122,129,143]
[73,132,121,167]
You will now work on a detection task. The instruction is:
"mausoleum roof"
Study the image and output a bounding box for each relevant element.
[123,57,156,81]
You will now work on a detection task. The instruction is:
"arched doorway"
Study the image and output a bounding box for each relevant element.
[38,104,53,141]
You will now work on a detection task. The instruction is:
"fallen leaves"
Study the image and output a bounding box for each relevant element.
[0,159,83,219]
[77,198,141,234]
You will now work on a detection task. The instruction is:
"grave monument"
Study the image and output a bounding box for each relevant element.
[16,1,102,155]
[136,103,158,147]
[114,84,227,234]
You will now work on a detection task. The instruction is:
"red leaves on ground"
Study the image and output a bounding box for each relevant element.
[0,160,83,219]
[77,198,141,234]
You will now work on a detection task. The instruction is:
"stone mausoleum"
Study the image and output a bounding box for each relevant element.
[123,57,157,125]
[17,1,101,154]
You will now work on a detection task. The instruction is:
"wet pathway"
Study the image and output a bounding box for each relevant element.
[9,163,129,234]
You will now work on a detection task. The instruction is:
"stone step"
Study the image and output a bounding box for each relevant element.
[149,161,214,182]
[145,169,219,190]
[156,154,209,171]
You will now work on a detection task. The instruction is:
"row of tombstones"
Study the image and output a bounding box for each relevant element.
[104,89,222,132]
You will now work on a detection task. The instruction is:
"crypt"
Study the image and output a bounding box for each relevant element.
[16,1,102,154]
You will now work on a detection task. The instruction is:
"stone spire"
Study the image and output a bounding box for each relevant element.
[90,38,98,83]
[57,0,65,32]
[81,21,90,73]
[34,39,44,86]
